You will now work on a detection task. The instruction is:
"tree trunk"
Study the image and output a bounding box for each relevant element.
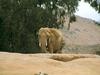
[67,22,70,30]
[67,17,71,30]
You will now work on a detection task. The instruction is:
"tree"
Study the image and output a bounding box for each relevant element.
[0,0,79,53]
[67,14,76,30]
[33,0,79,29]
[84,0,100,13]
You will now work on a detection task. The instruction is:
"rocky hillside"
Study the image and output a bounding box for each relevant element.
[61,16,100,54]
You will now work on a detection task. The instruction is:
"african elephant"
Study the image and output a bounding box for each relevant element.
[38,27,65,53]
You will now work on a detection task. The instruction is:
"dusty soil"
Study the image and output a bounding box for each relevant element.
[0,52,100,75]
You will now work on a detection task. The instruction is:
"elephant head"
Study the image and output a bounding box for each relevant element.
[38,28,50,53]
[38,27,65,53]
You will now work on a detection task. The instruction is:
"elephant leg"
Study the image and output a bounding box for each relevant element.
[48,44,53,53]
[42,49,49,53]
[41,47,49,53]
[56,38,63,53]
[56,50,62,53]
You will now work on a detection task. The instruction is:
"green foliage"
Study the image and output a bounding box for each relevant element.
[0,0,79,53]
[84,0,100,13]
[95,21,100,26]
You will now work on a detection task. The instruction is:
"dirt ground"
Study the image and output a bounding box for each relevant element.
[0,52,100,75]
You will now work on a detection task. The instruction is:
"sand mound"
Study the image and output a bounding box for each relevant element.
[0,52,100,75]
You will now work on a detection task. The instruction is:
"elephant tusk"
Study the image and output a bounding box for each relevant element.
[39,43,41,47]
[46,41,47,47]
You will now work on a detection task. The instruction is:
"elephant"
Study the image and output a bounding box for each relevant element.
[38,27,65,53]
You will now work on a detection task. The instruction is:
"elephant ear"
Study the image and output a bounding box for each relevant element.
[46,29,51,37]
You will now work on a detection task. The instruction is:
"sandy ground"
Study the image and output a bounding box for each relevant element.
[0,52,100,75]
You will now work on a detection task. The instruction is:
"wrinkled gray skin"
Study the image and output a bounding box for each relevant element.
[38,27,65,53]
